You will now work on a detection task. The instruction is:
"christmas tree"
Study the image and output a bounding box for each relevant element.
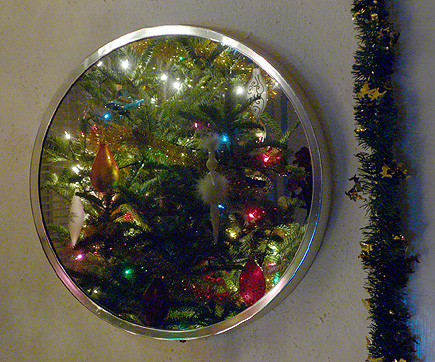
[40,35,312,330]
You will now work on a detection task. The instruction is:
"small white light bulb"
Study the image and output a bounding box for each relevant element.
[71,164,82,175]
[120,59,129,70]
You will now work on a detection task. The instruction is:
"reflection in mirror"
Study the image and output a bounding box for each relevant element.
[38,31,316,333]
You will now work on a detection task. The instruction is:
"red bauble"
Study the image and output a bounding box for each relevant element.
[141,278,170,327]
[239,260,266,307]
[90,144,119,192]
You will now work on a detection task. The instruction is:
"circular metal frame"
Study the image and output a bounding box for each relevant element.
[30,25,330,340]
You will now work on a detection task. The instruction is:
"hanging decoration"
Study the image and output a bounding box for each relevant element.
[141,278,171,327]
[238,259,266,307]
[90,143,120,192]
[197,134,228,243]
[247,68,268,119]
[68,191,84,246]
[350,0,417,361]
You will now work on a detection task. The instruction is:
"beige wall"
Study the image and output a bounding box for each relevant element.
[0,0,432,361]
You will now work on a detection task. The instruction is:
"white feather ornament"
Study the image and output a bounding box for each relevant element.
[197,172,228,205]
[197,134,228,243]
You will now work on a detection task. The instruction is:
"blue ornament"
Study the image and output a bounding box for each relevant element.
[105,98,144,115]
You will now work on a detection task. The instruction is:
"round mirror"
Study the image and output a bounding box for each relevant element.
[31,26,329,339]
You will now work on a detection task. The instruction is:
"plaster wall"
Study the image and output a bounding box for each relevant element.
[0,0,432,361]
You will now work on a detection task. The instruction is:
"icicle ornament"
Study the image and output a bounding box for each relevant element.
[247,68,268,119]
[68,191,84,246]
[197,134,228,243]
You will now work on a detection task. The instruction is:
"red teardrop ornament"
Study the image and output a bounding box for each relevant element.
[141,278,170,327]
[239,260,266,307]
[90,144,119,192]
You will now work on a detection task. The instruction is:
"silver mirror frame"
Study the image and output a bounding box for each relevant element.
[30,25,330,340]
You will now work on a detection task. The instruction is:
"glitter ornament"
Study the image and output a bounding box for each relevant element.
[238,260,266,306]
[90,144,120,192]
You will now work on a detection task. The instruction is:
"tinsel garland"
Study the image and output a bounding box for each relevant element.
[349,0,417,361]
